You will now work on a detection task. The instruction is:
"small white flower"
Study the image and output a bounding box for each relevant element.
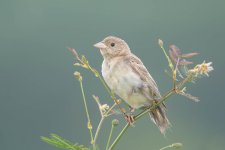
[189,61,213,76]
[100,104,109,113]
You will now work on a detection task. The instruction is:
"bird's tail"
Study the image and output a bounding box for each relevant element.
[149,101,171,135]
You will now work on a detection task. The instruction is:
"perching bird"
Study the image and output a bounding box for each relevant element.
[94,36,170,134]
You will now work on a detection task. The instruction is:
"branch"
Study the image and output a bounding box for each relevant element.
[74,72,95,149]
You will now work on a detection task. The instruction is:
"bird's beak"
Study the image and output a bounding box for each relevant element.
[94,42,107,49]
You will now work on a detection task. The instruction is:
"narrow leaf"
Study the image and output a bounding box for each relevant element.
[179,59,193,65]
[41,134,89,150]
[181,52,199,58]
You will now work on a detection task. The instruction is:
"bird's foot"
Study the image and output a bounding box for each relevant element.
[125,114,135,126]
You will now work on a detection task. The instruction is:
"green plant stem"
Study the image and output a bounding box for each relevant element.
[106,124,115,150]
[160,45,174,71]
[108,123,129,150]
[93,95,118,145]
[136,89,174,120]
[93,98,118,146]
[177,73,193,89]
[93,94,118,149]
[105,103,117,116]
[109,74,191,150]
[79,80,95,149]
[94,117,105,144]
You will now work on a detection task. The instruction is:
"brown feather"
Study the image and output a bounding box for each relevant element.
[123,53,161,100]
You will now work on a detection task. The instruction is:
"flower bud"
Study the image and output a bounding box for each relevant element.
[189,61,213,77]
[171,143,183,149]
[74,63,81,66]
[100,104,110,113]
[112,119,119,127]
[158,39,164,47]
[87,121,92,129]
[74,71,82,81]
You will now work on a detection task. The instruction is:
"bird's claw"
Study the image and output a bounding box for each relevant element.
[125,115,135,125]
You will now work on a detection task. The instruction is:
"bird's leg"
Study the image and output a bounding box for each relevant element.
[124,106,135,125]
[125,114,135,125]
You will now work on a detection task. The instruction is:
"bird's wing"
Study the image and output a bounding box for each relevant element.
[126,53,161,99]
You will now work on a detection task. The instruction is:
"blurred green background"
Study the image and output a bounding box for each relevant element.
[0,0,224,150]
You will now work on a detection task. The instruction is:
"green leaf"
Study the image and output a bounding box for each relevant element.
[41,134,89,150]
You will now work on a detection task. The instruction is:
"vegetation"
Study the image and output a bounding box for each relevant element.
[41,39,213,150]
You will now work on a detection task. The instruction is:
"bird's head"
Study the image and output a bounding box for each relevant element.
[94,36,131,59]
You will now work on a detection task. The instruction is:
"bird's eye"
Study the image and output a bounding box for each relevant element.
[110,43,115,47]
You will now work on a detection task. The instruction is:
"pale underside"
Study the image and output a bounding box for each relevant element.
[102,53,161,109]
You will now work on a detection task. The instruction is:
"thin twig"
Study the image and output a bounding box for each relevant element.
[93,95,104,117]
[78,79,95,148]
[68,48,83,63]
[108,123,129,150]
[159,41,174,71]
[105,103,117,117]
[94,117,105,144]
[106,123,115,150]
[92,95,117,146]
[93,96,118,144]
[92,95,105,146]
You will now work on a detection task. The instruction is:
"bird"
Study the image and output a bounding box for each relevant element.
[94,36,170,134]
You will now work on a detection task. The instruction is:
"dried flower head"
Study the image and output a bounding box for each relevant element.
[74,71,82,81]
[189,61,213,76]
[158,39,164,47]
[171,143,183,149]
[100,104,110,113]
[112,119,119,127]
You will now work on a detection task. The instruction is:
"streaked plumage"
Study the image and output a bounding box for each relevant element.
[94,36,170,134]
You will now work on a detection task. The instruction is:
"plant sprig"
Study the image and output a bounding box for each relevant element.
[42,40,213,150]
[41,134,89,150]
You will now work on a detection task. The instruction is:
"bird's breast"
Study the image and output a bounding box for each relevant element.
[102,60,132,93]
[101,59,150,109]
